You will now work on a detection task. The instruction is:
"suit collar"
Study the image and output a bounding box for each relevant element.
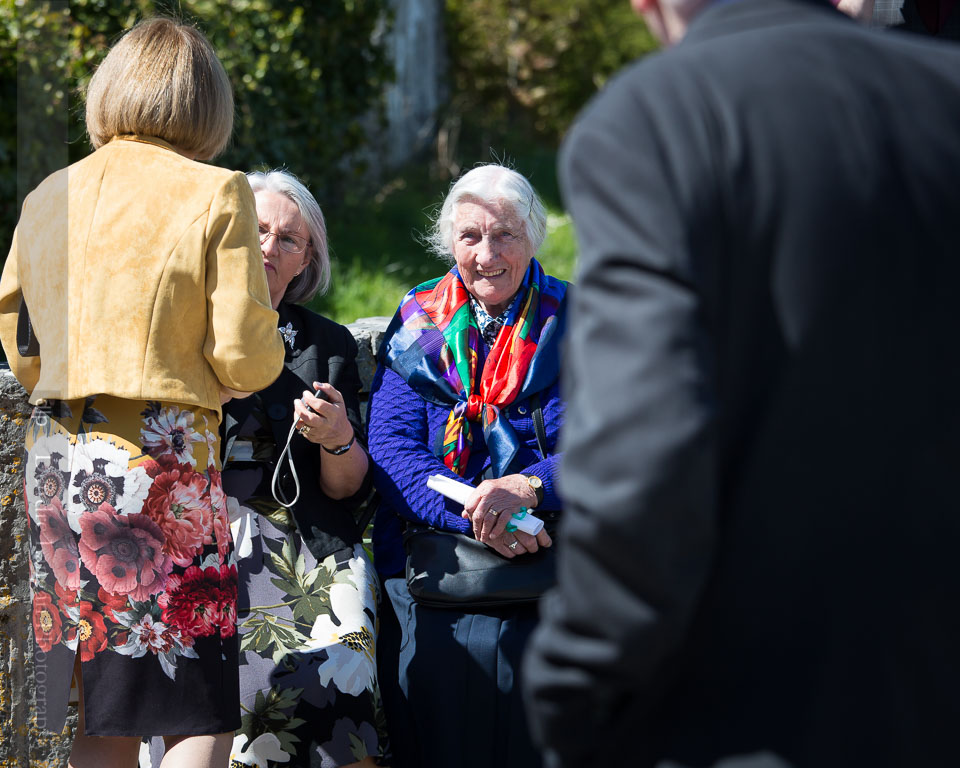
[682,0,841,45]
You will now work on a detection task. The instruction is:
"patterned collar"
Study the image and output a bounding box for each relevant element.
[469,292,521,347]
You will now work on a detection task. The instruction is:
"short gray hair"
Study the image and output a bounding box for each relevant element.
[426,164,547,263]
[246,170,331,303]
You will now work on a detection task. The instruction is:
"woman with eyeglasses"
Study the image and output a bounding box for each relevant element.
[215,170,381,767]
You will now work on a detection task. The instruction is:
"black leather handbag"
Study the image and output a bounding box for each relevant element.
[403,395,558,608]
[404,522,557,608]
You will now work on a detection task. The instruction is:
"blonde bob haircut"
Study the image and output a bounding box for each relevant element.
[85,17,233,161]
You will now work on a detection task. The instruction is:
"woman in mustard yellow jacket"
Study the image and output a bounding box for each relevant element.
[0,18,284,768]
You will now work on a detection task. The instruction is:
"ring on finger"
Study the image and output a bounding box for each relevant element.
[508,540,519,551]
[298,424,311,436]
[489,508,501,517]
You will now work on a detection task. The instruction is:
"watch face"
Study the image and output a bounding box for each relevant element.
[526,474,543,504]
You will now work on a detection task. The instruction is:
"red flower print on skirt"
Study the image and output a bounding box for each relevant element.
[142,455,214,566]
[54,581,78,609]
[98,587,131,623]
[78,504,173,601]
[64,601,109,661]
[32,591,63,653]
[37,497,81,590]
[217,563,239,638]
[159,565,224,639]
[206,465,232,562]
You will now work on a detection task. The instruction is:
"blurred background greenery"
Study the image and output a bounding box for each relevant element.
[0,0,656,328]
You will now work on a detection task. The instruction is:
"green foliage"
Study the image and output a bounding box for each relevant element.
[190,0,392,199]
[0,0,391,264]
[444,0,656,146]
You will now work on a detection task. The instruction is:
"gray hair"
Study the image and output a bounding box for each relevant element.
[426,164,547,263]
[246,170,331,303]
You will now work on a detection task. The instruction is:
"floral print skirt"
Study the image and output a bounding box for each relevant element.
[224,494,383,767]
[24,395,239,736]
[145,493,384,767]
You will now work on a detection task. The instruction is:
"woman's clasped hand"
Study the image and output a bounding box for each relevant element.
[293,381,356,451]
[462,475,553,557]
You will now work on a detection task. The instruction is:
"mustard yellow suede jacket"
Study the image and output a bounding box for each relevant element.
[0,136,284,412]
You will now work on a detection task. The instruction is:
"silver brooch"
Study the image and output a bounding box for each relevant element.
[279,322,298,349]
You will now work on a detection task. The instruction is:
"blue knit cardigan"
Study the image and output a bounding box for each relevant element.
[367,361,565,578]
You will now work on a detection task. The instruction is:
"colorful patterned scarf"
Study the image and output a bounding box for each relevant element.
[381,259,568,478]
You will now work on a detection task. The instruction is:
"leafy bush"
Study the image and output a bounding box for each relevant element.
[442,0,656,155]
[0,0,392,261]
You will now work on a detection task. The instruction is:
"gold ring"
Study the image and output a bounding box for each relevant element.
[489,508,501,517]
[298,424,310,436]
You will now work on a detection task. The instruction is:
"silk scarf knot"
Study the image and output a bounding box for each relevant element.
[461,394,490,422]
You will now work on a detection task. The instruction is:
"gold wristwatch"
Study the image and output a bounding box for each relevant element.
[522,473,544,507]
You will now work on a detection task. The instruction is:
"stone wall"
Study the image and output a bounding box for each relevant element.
[0,371,73,767]
[0,317,389,766]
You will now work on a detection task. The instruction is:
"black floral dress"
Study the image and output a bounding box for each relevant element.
[25,395,238,736]
[219,400,384,766]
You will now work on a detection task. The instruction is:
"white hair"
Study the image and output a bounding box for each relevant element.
[246,169,331,303]
[426,164,547,263]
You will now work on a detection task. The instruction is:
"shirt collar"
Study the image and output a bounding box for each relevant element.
[469,292,521,347]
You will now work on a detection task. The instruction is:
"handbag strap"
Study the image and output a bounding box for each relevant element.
[354,488,380,536]
[529,392,548,461]
[17,299,39,357]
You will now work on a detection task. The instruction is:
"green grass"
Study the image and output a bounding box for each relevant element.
[311,151,578,325]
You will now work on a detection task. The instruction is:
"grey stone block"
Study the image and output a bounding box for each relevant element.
[0,371,75,767]
[345,316,392,392]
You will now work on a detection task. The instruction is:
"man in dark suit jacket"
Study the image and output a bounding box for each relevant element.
[523,2,960,767]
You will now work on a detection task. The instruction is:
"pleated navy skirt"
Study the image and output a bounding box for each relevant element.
[380,577,543,768]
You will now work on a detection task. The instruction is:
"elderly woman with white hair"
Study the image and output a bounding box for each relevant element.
[219,170,381,767]
[367,164,570,768]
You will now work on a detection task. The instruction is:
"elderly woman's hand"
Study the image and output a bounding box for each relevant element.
[462,475,551,558]
[293,381,356,453]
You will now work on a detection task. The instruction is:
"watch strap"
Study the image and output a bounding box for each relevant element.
[321,434,356,456]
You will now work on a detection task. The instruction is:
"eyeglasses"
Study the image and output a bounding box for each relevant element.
[258,226,309,254]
